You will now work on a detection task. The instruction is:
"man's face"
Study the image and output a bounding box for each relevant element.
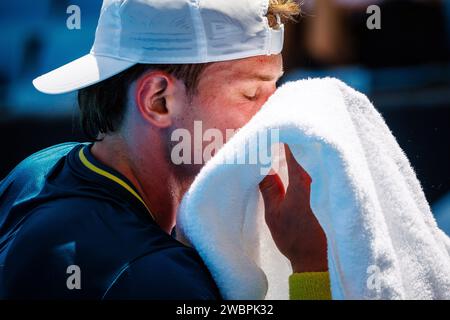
[190,54,283,134]
[168,54,283,172]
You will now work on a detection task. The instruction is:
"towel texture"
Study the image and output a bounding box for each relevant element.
[176,78,450,300]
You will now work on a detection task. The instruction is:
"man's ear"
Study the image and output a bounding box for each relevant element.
[135,71,174,128]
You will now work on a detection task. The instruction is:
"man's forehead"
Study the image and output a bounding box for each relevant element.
[207,54,284,81]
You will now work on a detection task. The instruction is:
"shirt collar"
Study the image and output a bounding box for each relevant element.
[70,144,156,223]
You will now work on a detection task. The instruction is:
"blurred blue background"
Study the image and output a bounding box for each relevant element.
[0,0,449,233]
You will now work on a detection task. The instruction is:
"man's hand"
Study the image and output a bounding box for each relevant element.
[259,145,328,273]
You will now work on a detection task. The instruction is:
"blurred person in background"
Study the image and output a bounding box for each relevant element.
[283,0,448,68]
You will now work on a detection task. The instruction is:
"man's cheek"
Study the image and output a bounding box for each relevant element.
[221,114,252,134]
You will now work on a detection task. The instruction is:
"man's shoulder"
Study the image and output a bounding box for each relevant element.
[4,197,125,257]
[0,142,83,212]
[1,199,205,299]
[0,197,113,298]
[103,244,222,300]
[2,142,81,184]
[5,201,221,299]
[8,195,154,249]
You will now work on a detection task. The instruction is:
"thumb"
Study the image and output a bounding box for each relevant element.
[259,173,285,226]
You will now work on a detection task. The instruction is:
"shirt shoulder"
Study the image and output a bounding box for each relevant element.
[103,245,222,300]
[0,142,83,220]
[1,197,149,297]
[1,142,81,187]
[0,198,123,298]
[2,199,218,300]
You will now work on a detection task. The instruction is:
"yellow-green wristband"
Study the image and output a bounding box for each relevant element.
[289,271,332,300]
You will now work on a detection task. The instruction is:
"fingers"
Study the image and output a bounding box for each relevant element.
[259,173,285,227]
[284,145,312,189]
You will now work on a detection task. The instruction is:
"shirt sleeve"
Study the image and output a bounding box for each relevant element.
[289,271,332,300]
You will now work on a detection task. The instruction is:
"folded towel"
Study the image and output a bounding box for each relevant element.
[176,78,450,300]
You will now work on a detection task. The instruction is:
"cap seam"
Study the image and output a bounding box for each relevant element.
[189,0,208,62]
[117,0,130,59]
[261,0,269,17]
[261,0,271,55]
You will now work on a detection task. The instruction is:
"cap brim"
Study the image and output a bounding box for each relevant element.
[32,54,136,94]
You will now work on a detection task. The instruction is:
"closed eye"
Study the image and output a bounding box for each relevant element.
[242,87,261,101]
[243,94,258,101]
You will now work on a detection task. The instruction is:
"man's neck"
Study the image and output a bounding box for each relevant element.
[90,136,189,234]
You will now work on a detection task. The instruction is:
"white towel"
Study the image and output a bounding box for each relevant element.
[176,78,450,300]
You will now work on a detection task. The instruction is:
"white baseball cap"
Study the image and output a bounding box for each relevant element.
[33,0,285,95]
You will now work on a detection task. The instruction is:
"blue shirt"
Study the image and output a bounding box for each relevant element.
[0,143,221,299]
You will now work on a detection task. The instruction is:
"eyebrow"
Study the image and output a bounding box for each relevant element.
[250,71,285,82]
